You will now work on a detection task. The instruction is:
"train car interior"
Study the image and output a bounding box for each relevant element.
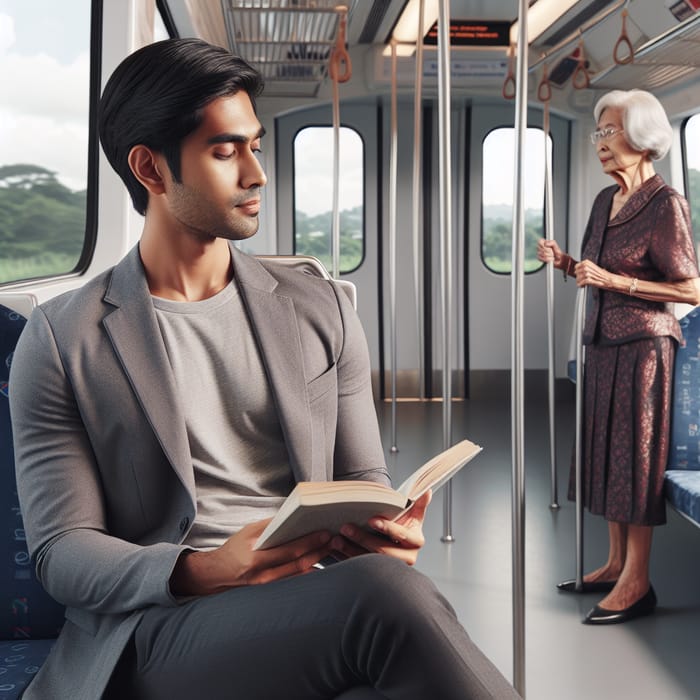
[2,1,700,698]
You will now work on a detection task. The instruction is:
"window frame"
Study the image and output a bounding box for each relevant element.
[682,112,700,251]
[291,123,367,275]
[0,0,102,289]
[480,124,551,276]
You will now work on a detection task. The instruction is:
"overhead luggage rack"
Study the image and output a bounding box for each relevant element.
[221,0,356,96]
[591,10,700,91]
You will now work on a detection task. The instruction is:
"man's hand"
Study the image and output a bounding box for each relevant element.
[329,490,432,566]
[170,519,333,596]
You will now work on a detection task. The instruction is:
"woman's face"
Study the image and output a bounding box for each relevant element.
[594,106,645,178]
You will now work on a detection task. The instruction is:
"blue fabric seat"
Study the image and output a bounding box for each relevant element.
[1,304,64,699]
[0,640,56,700]
[666,306,700,527]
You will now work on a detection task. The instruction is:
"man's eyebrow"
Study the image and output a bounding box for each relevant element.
[207,127,266,145]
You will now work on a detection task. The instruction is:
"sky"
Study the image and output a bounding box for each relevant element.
[294,127,364,217]
[0,1,91,191]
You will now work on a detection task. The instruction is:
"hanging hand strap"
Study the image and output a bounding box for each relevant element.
[328,5,352,83]
[613,9,634,65]
[572,38,591,89]
[502,43,516,100]
[537,62,552,103]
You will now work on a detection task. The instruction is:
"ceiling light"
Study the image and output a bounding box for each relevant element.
[510,0,580,45]
[387,0,440,55]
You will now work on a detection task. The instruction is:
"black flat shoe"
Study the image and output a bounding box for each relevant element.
[582,586,657,625]
[557,579,617,594]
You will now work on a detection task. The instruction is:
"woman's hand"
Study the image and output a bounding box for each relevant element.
[574,259,615,289]
[329,490,432,567]
[537,238,564,266]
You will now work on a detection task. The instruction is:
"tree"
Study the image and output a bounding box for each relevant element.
[0,164,86,283]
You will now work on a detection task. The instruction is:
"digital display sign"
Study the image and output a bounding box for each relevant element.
[423,20,511,47]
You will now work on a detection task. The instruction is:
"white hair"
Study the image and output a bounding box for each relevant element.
[593,89,673,160]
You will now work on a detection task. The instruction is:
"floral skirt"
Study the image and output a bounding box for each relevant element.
[568,336,675,526]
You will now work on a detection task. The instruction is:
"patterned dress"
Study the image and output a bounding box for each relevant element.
[569,174,699,526]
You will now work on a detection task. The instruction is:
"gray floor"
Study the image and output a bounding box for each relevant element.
[375,383,700,700]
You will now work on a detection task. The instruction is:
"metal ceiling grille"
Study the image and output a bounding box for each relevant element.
[591,11,700,92]
[221,0,356,96]
[539,0,615,48]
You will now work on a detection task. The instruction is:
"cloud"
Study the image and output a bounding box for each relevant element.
[294,127,363,216]
[0,111,88,191]
[0,13,14,54]
[0,12,89,191]
[2,50,89,125]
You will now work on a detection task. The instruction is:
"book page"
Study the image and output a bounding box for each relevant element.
[396,439,482,502]
[253,481,407,550]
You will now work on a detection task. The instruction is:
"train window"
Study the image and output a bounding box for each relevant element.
[293,126,364,274]
[481,127,549,274]
[0,0,92,285]
[154,8,170,40]
[683,113,700,245]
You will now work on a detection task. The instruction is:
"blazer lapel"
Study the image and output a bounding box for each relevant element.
[101,246,196,498]
[231,247,314,482]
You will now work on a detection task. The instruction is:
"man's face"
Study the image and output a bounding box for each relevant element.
[162,92,267,243]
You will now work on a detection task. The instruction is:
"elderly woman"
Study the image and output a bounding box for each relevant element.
[538,89,700,625]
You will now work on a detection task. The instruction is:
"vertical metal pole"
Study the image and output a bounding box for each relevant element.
[329,5,350,281]
[575,288,587,589]
[543,105,559,510]
[389,40,399,453]
[331,66,341,280]
[511,0,528,694]
[437,0,454,542]
[412,0,426,401]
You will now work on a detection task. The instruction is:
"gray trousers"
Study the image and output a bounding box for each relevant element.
[108,555,520,700]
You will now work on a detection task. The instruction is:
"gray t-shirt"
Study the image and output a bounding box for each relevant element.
[152,280,294,549]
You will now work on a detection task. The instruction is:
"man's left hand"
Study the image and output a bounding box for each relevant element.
[330,490,432,566]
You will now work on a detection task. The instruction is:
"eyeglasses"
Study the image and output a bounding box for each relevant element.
[589,127,624,145]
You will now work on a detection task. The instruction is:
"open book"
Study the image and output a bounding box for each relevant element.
[253,439,482,550]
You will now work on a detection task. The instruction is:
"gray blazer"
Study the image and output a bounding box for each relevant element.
[10,243,389,699]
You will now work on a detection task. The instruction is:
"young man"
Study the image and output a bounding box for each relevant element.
[10,39,520,699]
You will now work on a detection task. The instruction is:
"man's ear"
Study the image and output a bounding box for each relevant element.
[128,145,167,196]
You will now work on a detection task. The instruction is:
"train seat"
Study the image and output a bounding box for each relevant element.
[1,302,65,700]
[666,306,700,528]
[256,254,357,309]
[0,260,360,698]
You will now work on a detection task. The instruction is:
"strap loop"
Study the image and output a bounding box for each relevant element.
[613,9,634,65]
[571,39,590,90]
[502,43,516,100]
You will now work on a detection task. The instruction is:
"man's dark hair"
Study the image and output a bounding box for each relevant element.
[98,38,264,215]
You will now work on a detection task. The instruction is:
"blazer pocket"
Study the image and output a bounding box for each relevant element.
[306,363,337,403]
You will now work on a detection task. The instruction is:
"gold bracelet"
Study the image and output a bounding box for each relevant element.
[629,278,638,295]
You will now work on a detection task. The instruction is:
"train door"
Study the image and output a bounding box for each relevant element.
[275,100,382,380]
[466,102,574,388]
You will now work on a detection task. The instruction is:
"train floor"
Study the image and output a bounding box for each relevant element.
[375,384,700,700]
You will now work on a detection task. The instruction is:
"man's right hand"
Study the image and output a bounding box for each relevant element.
[170,520,332,597]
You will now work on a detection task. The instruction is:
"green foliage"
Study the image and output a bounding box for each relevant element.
[482,207,544,274]
[295,205,363,273]
[0,164,86,284]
